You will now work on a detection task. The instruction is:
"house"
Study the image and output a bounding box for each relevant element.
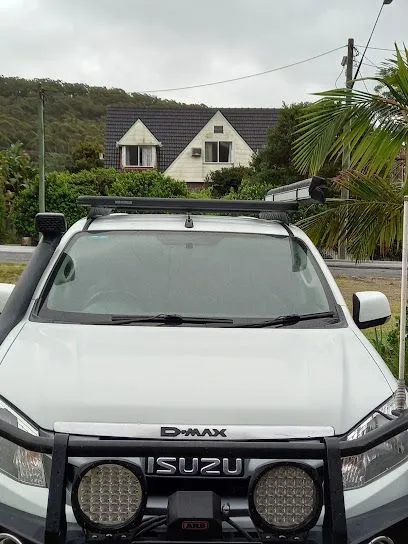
[104,107,279,190]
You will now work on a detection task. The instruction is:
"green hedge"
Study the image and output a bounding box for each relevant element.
[12,168,188,239]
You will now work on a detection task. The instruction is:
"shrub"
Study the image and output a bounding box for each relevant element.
[370,311,408,383]
[109,170,188,198]
[0,180,7,241]
[236,178,271,200]
[12,169,189,240]
[188,188,213,199]
[12,172,98,239]
[206,166,253,198]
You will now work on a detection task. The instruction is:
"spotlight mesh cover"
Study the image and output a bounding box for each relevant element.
[77,463,143,526]
[253,465,317,530]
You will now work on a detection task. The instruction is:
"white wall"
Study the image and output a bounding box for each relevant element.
[117,119,161,147]
[164,111,254,186]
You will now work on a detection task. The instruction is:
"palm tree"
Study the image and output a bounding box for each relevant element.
[297,171,404,261]
[294,46,408,178]
[292,46,408,260]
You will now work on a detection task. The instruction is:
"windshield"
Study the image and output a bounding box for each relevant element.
[34,230,336,324]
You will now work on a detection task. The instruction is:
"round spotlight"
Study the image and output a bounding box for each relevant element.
[248,462,322,535]
[71,460,147,533]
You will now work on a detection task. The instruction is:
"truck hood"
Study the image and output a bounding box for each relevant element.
[0,322,393,436]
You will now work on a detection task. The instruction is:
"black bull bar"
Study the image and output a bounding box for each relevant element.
[2,413,408,544]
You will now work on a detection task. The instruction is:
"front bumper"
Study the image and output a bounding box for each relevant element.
[2,414,408,544]
[1,498,408,544]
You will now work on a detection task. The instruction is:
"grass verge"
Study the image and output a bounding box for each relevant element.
[0,263,26,284]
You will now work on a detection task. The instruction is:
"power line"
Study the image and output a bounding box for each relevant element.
[355,44,395,52]
[142,45,346,93]
[354,3,391,82]
[359,70,371,93]
[335,66,345,88]
[363,56,379,69]
[360,62,377,69]
[355,45,379,69]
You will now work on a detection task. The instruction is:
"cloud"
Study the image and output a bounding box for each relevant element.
[0,0,405,106]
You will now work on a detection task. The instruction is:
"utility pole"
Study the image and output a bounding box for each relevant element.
[338,38,354,260]
[38,88,45,213]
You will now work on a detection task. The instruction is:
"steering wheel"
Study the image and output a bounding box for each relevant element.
[80,289,144,314]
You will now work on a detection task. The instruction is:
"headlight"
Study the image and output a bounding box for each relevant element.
[248,462,323,535]
[343,395,408,490]
[0,398,46,487]
[71,461,147,534]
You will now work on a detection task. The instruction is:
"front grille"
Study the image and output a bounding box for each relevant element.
[146,475,250,498]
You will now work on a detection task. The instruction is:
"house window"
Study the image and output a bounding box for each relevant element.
[123,145,154,167]
[214,125,224,134]
[205,141,232,163]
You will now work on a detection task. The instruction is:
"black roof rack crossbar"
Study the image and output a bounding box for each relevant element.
[78,196,299,218]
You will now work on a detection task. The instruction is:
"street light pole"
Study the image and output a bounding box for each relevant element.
[353,0,394,84]
[38,88,45,213]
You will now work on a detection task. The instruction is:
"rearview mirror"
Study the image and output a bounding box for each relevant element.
[352,291,391,330]
[0,283,14,313]
[54,255,75,285]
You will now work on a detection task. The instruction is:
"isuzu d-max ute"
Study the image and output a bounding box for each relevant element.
[0,177,407,544]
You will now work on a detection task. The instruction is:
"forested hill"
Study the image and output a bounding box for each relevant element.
[0,76,204,171]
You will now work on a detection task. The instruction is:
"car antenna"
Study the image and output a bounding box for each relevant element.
[396,196,408,413]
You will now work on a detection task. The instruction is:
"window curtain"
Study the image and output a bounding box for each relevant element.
[141,146,153,166]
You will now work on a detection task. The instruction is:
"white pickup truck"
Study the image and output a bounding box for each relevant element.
[0,178,406,544]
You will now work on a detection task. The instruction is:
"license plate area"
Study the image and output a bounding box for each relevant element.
[145,457,245,477]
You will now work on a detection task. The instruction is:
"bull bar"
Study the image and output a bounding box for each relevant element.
[1,412,408,544]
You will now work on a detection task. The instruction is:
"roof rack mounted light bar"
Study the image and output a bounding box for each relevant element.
[77,196,299,217]
[265,176,327,204]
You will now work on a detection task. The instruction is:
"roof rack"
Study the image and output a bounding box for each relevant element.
[77,196,299,219]
[266,176,327,204]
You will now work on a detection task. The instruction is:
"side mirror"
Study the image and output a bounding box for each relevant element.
[352,291,391,329]
[0,283,15,313]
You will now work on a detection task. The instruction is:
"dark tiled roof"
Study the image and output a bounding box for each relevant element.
[104,107,280,171]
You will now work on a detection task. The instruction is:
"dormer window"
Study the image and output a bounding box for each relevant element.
[121,145,156,168]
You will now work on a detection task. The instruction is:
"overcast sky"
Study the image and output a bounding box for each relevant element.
[0,0,406,108]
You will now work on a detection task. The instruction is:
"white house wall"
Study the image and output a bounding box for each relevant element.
[117,119,161,147]
[164,111,254,185]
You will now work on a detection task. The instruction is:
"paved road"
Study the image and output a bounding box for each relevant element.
[326,260,402,279]
[329,266,401,279]
[0,246,403,278]
[0,245,35,263]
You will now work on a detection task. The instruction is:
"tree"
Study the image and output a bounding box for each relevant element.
[0,143,37,197]
[291,46,408,260]
[0,75,205,165]
[0,143,37,240]
[12,168,188,239]
[252,102,339,189]
[296,171,404,261]
[293,46,408,179]
[68,141,104,172]
[206,166,253,198]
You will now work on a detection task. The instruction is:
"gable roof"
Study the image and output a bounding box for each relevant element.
[105,107,280,171]
[117,119,161,147]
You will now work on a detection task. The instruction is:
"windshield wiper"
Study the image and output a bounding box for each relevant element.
[108,314,234,326]
[232,311,335,328]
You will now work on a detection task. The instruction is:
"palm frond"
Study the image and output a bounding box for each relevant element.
[293,46,408,176]
[297,172,404,261]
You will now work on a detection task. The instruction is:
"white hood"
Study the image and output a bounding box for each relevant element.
[0,322,393,435]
